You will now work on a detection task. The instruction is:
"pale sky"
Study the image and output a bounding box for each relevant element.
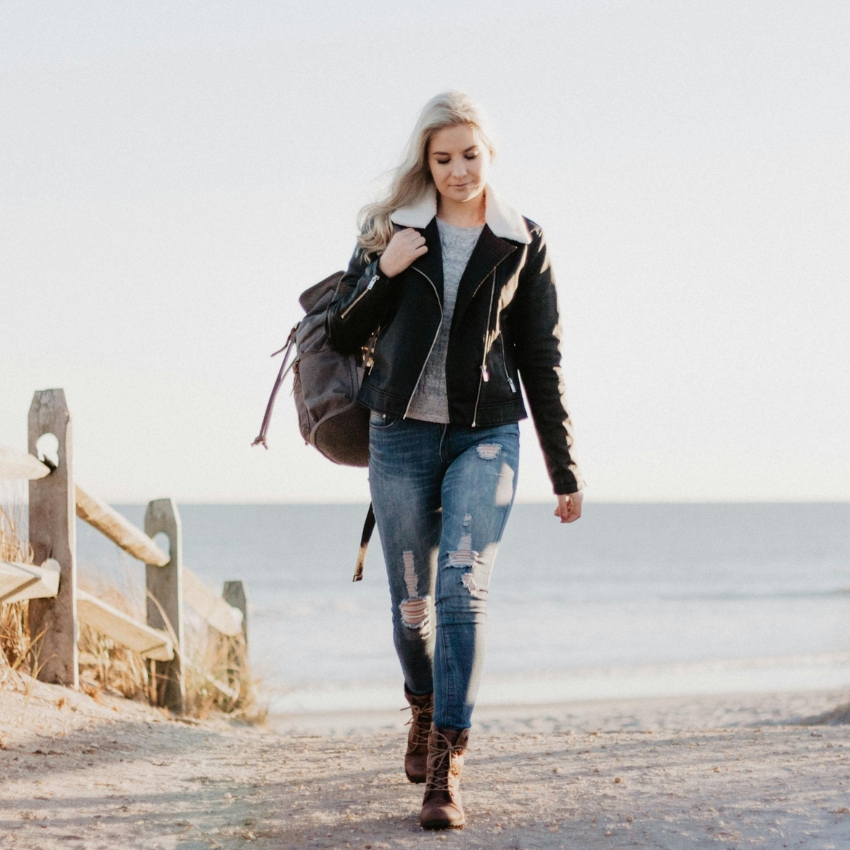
[1,1,848,503]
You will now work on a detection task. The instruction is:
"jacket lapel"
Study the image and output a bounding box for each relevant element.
[409,218,444,304]
[452,224,517,326]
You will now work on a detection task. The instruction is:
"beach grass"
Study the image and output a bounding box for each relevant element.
[0,505,42,687]
[1,502,264,722]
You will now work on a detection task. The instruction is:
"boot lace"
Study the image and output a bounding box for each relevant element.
[426,728,460,794]
[402,703,431,749]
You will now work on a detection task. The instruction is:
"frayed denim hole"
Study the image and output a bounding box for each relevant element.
[475,443,502,460]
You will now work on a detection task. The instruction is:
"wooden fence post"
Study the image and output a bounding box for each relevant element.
[144,498,185,713]
[28,389,78,687]
[223,581,248,644]
[222,580,248,700]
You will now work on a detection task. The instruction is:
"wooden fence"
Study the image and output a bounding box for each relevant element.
[0,388,248,713]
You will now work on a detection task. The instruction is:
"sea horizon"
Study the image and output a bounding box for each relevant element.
[70,501,850,714]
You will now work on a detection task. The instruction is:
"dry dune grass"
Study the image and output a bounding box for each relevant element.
[76,569,156,704]
[0,505,42,686]
[1,501,264,722]
[183,618,262,721]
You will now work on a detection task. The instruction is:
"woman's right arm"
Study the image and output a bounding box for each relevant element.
[326,229,427,354]
[326,247,393,355]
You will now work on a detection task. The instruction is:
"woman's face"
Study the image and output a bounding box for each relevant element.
[428,123,491,206]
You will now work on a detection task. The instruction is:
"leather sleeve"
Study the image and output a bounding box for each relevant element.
[511,226,585,495]
[326,244,398,355]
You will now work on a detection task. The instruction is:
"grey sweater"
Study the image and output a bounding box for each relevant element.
[406,219,483,423]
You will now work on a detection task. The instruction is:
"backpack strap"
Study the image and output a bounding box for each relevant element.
[251,324,299,449]
[353,502,376,582]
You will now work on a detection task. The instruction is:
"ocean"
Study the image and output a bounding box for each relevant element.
[75,503,850,715]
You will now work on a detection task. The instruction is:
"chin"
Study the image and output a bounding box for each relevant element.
[455,185,484,202]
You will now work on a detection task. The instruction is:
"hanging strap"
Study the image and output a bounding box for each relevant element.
[353,502,376,582]
[251,324,299,450]
[254,324,374,581]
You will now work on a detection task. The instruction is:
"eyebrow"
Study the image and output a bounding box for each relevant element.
[431,145,479,156]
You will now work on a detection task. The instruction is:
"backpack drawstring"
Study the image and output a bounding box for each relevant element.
[251,324,299,449]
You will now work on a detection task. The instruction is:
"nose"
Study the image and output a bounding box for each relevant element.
[451,158,467,177]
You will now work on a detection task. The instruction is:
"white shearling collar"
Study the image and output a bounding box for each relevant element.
[390,184,532,245]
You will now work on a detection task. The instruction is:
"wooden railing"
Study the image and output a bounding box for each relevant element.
[0,388,248,713]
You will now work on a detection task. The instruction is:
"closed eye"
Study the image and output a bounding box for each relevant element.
[435,153,478,165]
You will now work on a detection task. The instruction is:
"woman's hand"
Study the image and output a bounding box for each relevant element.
[553,491,583,524]
[378,228,428,278]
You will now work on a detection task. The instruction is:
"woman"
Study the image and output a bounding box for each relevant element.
[327,91,584,830]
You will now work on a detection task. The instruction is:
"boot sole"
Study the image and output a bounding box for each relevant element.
[420,819,465,830]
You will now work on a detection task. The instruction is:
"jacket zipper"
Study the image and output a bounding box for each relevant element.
[499,333,516,393]
[471,271,497,427]
[339,272,380,320]
[403,266,443,419]
[365,325,381,373]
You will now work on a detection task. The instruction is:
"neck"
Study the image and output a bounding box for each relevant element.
[436,191,486,228]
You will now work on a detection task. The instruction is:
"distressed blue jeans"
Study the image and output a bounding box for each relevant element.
[368,413,520,729]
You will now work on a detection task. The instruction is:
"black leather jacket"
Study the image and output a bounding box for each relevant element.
[326,215,583,495]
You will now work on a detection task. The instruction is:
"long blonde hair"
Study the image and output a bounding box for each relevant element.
[357,91,496,260]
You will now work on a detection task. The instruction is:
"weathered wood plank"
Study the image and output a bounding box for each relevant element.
[77,590,174,661]
[145,499,185,712]
[75,485,169,567]
[28,389,78,688]
[0,559,60,605]
[0,445,50,481]
[183,568,243,636]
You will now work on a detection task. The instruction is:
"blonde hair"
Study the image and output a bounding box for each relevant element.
[357,91,496,260]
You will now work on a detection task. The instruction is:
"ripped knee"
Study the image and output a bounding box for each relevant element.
[399,550,432,638]
[399,595,432,638]
[445,515,489,599]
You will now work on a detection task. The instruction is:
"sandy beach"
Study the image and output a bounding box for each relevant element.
[2,678,849,849]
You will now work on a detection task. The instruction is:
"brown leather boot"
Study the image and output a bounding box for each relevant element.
[403,686,433,783]
[419,725,469,830]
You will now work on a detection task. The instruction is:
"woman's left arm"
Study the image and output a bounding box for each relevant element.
[554,491,583,523]
[511,224,585,513]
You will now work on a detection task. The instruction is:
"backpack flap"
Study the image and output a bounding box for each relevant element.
[299,271,345,313]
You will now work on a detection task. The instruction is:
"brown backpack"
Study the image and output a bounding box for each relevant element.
[252,271,374,579]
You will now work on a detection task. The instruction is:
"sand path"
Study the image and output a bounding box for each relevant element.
[2,679,849,849]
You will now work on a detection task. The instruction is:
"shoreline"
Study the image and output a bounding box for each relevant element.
[266,685,850,737]
[261,650,850,718]
[3,677,850,848]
